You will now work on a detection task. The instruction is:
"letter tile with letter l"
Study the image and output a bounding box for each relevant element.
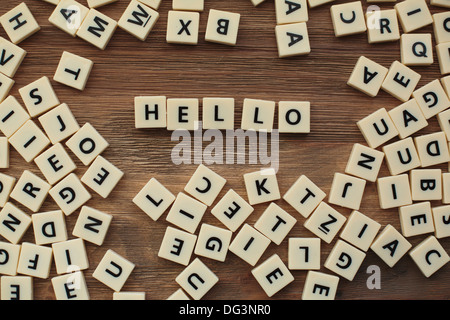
[400,33,433,66]
[205,9,241,46]
[54,51,94,91]
[175,258,219,300]
[0,96,30,138]
[254,203,297,245]
[8,119,50,163]
[304,202,346,244]
[0,241,21,275]
[18,76,60,118]
[49,173,92,216]
[158,226,197,266]
[251,254,294,298]
[0,3,40,44]
[10,170,51,213]
[366,9,400,44]
[356,108,398,148]
[133,177,175,221]
[288,237,321,270]
[194,223,232,262]
[414,131,450,167]
[330,1,367,37]
[328,172,366,210]
[0,276,33,300]
[243,168,280,205]
[48,0,90,37]
[370,224,412,267]
[166,10,200,45]
[283,175,326,218]
[166,192,207,234]
[347,56,388,97]
[38,103,80,145]
[184,164,227,206]
[32,210,67,245]
[241,98,276,132]
[34,143,77,185]
[0,37,27,78]
[394,0,432,33]
[413,79,450,119]
[302,270,339,300]
[377,174,412,209]
[134,96,167,129]
[52,271,90,300]
[228,223,271,266]
[118,0,159,41]
[202,97,235,130]
[92,249,135,292]
[382,137,421,175]
[72,206,113,246]
[275,22,311,58]
[409,236,449,278]
[0,202,31,244]
[52,238,89,274]
[399,202,435,238]
[76,9,117,50]
[16,242,53,279]
[81,155,124,198]
[381,61,421,102]
[324,239,366,281]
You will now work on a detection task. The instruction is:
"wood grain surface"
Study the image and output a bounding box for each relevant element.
[1,0,449,300]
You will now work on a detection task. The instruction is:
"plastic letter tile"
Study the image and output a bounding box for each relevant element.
[76,9,117,50]
[166,11,200,45]
[194,223,232,262]
[205,9,241,46]
[52,271,90,300]
[175,258,218,300]
[410,169,442,201]
[278,101,310,133]
[324,239,366,281]
[275,0,308,25]
[0,202,31,244]
[0,37,27,78]
[173,0,204,11]
[228,223,271,266]
[347,56,388,97]
[241,98,276,132]
[0,3,40,44]
[166,98,199,131]
[9,120,50,163]
[18,76,60,117]
[0,276,33,300]
[49,173,92,216]
[251,254,294,297]
[388,99,428,139]
[288,237,321,270]
[394,0,432,33]
[377,174,412,209]
[382,137,421,175]
[10,170,51,213]
[302,271,339,300]
[133,177,175,221]
[412,79,450,119]
[433,12,450,44]
[339,210,381,251]
[254,203,297,245]
[92,249,135,292]
[0,95,31,141]
[34,143,77,185]
[32,210,67,245]
[167,288,190,300]
[87,0,118,8]
[345,143,384,182]
[0,74,15,103]
[16,242,53,279]
[328,172,366,210]
[381,61,421,102]
[356,108,398,148]
[304,202,347,244]
[330,1,366,37]
[118,0,159,41]
[165,192,207,234]
[0,137,9,169]
[113,292,145,300]
[409,236,449,277]
[202,97,234,130]
[283,175,326,218]
[72,206,112,246]
[366,9,400,44]
[53,51,94,91]
[0,173,16,207]
[400,33,433,66]
[184,164,227,206]
[399,202,434,237]
[414,132,450,167]
[432,205,450,238]
[81,155,124,198]
[158,226,197,266]
[52,238,89,274]
[275,22,310,58]
[0,241,21,275]
[243,168,280,205]
[134,96,167,129]
[48,0,89,37]
[38,103,80,144]
[436,42,450,75]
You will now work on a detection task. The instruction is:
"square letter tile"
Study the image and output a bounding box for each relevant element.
[251,254,294,297]
[53,51,94,91]
[283,175,326,218]
[92,249,135,292]
[72,206,112,246]
[184,164,226,206]
[304,202,346,244]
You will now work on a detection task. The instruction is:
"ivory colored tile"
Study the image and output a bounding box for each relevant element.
[81,155,124,198]
[345,143,384,182]
[0,137,9,169]
[10,170,51,213]
[210,189,254,232]
[400,33,433,66]
[377,174,412,209]
[205,9,240,46]
[409,236,449,277]
[0,37,26,78]
[254,203,297,245]
[166,98,199,130]
[328,173,366,210]
[48,0,90,37]
[436,42,450,75]
[49,173,92,216]
[356,108,398,148]
[241,98,275,132]
[0,3,41,44]
[431,205,450,238]
[165,192,207,234]
[138,0,162,10]
[410,169,442,201]
[194,223,232,262]
[366,9,400,44]
[92,249,135,292]
[228,223,271,266]
[278,101,310,133]
[8,119,50,163]
[52,271,90,300]
[133,177,175,221]
[0,173,16,207]
[113,292,145,300]
[18,76,60,118]
[0,241,21,275]
[251,254,294,298]
[167,288,190,300]
[41,0,61,4]
[34,143,77,185]
[275,0,308,25]
[134,96,167,129]
[340,210,381,252]
[413,80,450,119]
[443,173,450,204]
[202,97,234,130]
[347,56,388,98]
[304,202,347,244]
[173,0,204,11]
[52,238,89,274]
[243,168,280,205]
[381,61,421,102]
[0,276,33,300]
[275,22,311,58]
[38,103,80,144]
[283,175,326,218]
[16,242,52,279]
[184,164,226,206]
[330,1,366,37]
[72,206,112,246]
[441,75,450,98]
[0,74,15,103]
[175,258,218,300]
[0,96,30,138]
[166,11,200,45]
[430,0,450,7]
[87,0,118,8]
[395,0,432,33]
[118,0,159,41]
[382,137,421,175]
[32,210,67,245]
[414,131,450,167]
[302,271,339,300]
[158,226,197,266]
[388,99,428,139]
[437,109,450,140]
[0,202,31,244]
[399,202,434,237]
[66,122,109,166]
[433,12,450,45]
[76,9,118,50]
[54,51,94,91]
[324,239,366,281]
[288,237,320,270]
[307,0,334,8]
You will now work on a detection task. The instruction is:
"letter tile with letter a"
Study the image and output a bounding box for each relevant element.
[347,56,388,97]
[370,224,412,267]
[175,258,218,300]
[48,0,90,37]
[158,226,197,266]
[275,22,310,58]
[302,270,339,300]
[399,202,435,238]
[275,0,308,25]
[388,99,428,139]
[92,249,135,292]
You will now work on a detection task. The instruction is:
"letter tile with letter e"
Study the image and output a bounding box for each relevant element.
[81,155,124,198]
[0,276,33,300]
[158,226,197,266]
[302,270,339,300]
[381,61,421,102]
[399,202,435,238]
[52,271,90,300]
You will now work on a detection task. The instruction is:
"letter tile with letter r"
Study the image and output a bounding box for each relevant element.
[10,170,51,213]
[366,9,400,44]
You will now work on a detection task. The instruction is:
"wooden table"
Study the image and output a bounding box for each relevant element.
[1,0,449,300]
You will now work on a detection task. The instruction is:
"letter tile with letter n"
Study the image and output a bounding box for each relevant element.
[283,175,326,218]
[252,254,295,298]
[345,143,384,182]
[53,51,94,91]
[288,237,321,270]
[0,74,15,103]
[228,223,271,266]
[241,98,276,132]
[32,210,67,245]
[394,0,432,33]
[118,0,159,41]
[414,131,450,167]
[194,223,232,262]
[49,173,92,216]
[184,164,227,206]
[328,172,366,210]
[133,177,175,221]
[0,241,21,275]
[210,189,254,232]
[370,224,412,267]
[399,202,435,238]
[275,0,308,25]
[0,276,33,300]
[254,203,297,245]
[52,271,90,300]
[16,242,53,279]
[48,0,90,37]
[134,96,167,129]
[381,61,421,102]
[243,168,280,205]
[356,108,398,148]
[412,79,450,119]
[302,270,339,300]
[166,10,200,45]
[165,192,207,234]
[0,2,41,44]
[400,33,433,66]
[158,226,197,266]
[0,37,27,78]
[10,170,51,213]
[377,174,412,209]
[347,56,388,98]
[34,143,77,185]
[18,76,60,118]
[275,22,310,58]
[330,1,366,37]
[166,98,199,131]
[324,239,366,281]
[175,258,219,300]
[8,119,50,163]
[410,169,442,201]
[76,9,117,50]
[0,173,16,207]
[38,103,80,145]
[304,202,347,244]
[366,9,400,44]
[388,99,428,139]
[81,155,124,198]
[278,101,310,133]
[72,206,113,246]
[205,9,241,46]
[339,210,381,252]
[431,205,450,238]
[0,96,30,138]
[202,97,235,130]
[52,238,89,274]
[382,137,421,175]
[0,202,31,244]
[409,236,449,278]
[92,249,135,292]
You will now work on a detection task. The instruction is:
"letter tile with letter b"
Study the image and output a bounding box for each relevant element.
[52,271,90,300]
[241,98,276,132]
[382,137,421,175]
[18,76,60,118]
[254,203,297,245]
[288,237,321,270]
[414,131,450,167]
[0,96,30,138]
[175,258,219,300]
[133,177,175,221]
[16,242,53,279]
[228,223,271,266]
[205,9,240,46]
[304,202,346,244]
[194,223,232,262]
[72,206,112,246]
[10,170,51,213]
[49,173,92,216]
[76,9,117,50]
[283,175,326,218]
[278,101,310,133]
[158,226,197,266]
[0,276,33,300]
[32,210,67,245]
[381,61,421,102]
[54,51,94,91]
[400,33,433,66]
[409,236,449,278]
[134,96,167,129]
[34,143,77,185]
[0,3,41,44]
[81,155,124,198]
[0,241,20,275]
[0,37,27,78]
[38,103,80,145]
[275,22,310,58]
[9,119,50,163]
[328,173,366,210]
[370,224,412,267]
[356,108,398,148]
[184,164,227,206]
[302,271,339,300]
[165,192,207,234]
[52,238,89,274]
[330,1,366,37]
[347,56,388,97]
[0,203,31,244]
[118,0,159,41]
[92,249,135,292]
[324,239,366,281]
[243,168,280,205]
[410,169,442,201]
[166,11,200,45]
[48,0,90,37]
[345,143,384,182]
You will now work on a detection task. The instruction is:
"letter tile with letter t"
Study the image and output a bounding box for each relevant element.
[205,9,241,46]
[92,249,135,292]
[194,223,232,262]
[32,210,68,245]
[81,155,124,198]
[158,226,197,266]
[0,3,40,44]
[175,258,219,300]
[184,164,227,206]
[49,173,92,216]
[302,270,339,300]
[53,51,94,91]
[51,271,90,300]
[243,168,280,205]
[133,177,175,221]
[356,108,398,149]
[283,175,326,218]
[275,22,310,58]
[76,9,118,50]
[409,236,449,278]
[254,203,297,245]
[0,276,33,300]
